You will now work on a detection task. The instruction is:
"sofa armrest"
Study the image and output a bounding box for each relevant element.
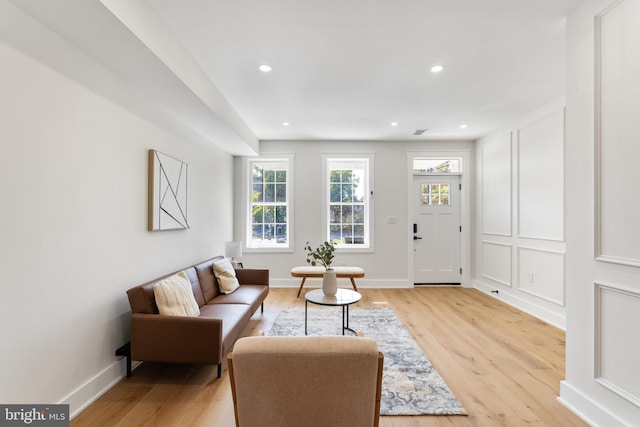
[130,313,223,365]
[235,268,269,286]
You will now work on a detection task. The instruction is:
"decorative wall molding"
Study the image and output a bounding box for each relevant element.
[480,133,512,237]
[516,246,565,306]
[594,282,640,407]
[516,110,565,242]
[594,0,640,266]
[595,254,640,268]
[481,241,512,286]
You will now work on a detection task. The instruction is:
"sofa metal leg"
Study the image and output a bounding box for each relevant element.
[261,302,264,313]
[115,342,132,378]
[217,363,222,378]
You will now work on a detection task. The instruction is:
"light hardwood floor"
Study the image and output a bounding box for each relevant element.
[71,287,587,427]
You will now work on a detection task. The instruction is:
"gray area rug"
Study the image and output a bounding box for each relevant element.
[267,306,467,416]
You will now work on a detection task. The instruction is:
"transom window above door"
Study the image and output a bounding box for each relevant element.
[413,158,462,174]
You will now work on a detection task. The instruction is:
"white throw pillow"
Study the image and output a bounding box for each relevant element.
[213,258,240,294]
[153,270,200,317]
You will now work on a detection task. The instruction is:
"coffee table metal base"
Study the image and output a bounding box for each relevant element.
[304,289,362,336]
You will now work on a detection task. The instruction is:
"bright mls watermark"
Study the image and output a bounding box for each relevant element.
[0,405,68,426]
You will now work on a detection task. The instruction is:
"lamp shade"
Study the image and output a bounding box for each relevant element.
[225,241,242,260]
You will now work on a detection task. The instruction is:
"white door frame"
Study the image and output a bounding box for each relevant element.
[406,150,472,287]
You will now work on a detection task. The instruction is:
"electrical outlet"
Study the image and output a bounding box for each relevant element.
[528,272,534,283]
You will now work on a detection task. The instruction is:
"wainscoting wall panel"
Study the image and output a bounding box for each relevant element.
[560,1,640,424]
[481,132,512,236]
[595,283,640,407]
[517,247,565,305]
[595,0,640,266]
[481,241,512,286]
[474,100,567,329]
[518,110,565,241]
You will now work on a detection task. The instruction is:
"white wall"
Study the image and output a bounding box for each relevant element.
[473,100,567,328]
[0,4,235,417]
[234,140,473,288]
[561,0,640,425]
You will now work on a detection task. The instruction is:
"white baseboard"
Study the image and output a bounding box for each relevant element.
[559,381,629,427]
[472,279,566,330]
[62,355,139,419]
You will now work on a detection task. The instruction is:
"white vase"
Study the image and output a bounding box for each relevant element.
[322,268,338,296]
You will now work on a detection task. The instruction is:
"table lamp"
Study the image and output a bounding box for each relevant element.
[225,241,242,268]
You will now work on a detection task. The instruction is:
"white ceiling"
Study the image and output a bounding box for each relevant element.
[7,0,583,148]
[147,0,583,141]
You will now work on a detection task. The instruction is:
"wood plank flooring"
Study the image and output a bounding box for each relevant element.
[71,287,587,427]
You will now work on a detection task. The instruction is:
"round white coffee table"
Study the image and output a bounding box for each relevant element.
[304,288,362,335]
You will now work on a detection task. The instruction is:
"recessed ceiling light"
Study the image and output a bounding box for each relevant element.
[460,124,468,129]
[282,122,290,126]
[259,64,272,72]
[430,65,444,73]
[391,122,399,127]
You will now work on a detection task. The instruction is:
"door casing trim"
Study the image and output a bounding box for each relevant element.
[406,150,472,287]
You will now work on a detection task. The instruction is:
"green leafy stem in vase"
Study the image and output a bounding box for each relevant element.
[304,241,336,270]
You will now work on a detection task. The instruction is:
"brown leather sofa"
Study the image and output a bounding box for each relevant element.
[125,256,269,378]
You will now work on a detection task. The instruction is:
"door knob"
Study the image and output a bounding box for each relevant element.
[413,236,422,240]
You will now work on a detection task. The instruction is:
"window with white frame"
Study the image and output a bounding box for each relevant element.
[323,155,373,250]
[246,158,292,249]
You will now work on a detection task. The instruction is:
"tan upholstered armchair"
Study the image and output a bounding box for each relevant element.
[228,336,384,427]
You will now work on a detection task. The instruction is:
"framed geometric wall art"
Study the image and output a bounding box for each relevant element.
[148,149,189,231]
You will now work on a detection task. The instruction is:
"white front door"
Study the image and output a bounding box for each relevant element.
[412,175,462,284]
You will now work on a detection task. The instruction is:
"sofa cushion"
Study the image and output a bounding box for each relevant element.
[184,267,206,307]
[213,258,240,294]
[195,259,219,302]
[127,282,159,314]
[199,303,252,354]
[208,285,269,314]
[153,271,201,317]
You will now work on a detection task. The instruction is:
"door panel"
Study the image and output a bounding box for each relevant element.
[413,175,461,284]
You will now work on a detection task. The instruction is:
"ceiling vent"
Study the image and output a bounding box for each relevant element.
[413,129,428,135]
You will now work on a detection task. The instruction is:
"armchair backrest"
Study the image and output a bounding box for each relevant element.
[228,336,383,427]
